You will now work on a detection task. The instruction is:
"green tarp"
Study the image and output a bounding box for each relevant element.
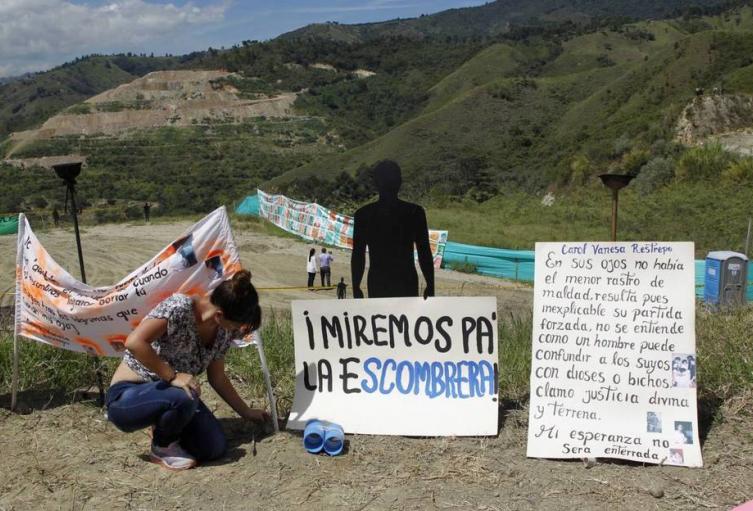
[0,215,18,235]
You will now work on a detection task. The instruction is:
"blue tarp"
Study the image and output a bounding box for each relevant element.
[442,241,535,282]
[236,195,259,216]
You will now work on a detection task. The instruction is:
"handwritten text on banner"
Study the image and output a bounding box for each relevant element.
[527,242,702,467]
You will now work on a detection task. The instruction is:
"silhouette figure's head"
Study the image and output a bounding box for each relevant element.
[372,160,402,198]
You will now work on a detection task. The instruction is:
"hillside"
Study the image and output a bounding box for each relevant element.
[4,2,753,255]
[0,55,185,141]
[269,7,753,196]
[280,0,732,42]
[4,70,299,158]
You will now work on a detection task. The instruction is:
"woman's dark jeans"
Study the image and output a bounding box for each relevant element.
[107,380,226,462]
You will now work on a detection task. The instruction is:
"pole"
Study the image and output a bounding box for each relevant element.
[11,333,19,412]
[255,332,279,433]
[611,189,619,242]
[67,182,104,406]
[67,182,87,283]
[746,217,752,257]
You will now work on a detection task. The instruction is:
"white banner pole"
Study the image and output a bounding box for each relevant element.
[12,213,24,412]
[255,332,279,433]
[11,332,19,412]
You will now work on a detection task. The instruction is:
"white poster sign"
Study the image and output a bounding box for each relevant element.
[288,297,499,436]
[527,242,702,467]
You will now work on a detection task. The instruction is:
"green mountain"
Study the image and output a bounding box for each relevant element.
[279,0,731,42]
[4,0,753,255]
[270,6,753,196]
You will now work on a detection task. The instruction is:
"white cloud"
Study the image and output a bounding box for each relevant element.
[0,0,228,77]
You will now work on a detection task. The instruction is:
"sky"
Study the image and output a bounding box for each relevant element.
[0,0,489,78]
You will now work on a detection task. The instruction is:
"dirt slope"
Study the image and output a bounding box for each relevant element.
[5,70,299,159]
[675,93,753,155]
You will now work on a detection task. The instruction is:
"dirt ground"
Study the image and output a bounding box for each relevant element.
[0,219,533,315]
[1,220,752,510]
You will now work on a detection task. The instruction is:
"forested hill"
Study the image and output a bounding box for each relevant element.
[4,1,753,238]
[264,4,753,198]
[279,0,733,42]
[0,0,734,141]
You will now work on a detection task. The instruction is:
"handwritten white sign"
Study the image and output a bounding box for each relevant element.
[527,242,702,467]
[288,297,498,436]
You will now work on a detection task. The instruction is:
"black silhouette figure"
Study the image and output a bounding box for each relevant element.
[143,202,151,222]
[52,208,60,227]
[351,160,434,299]
[336,277,347,299]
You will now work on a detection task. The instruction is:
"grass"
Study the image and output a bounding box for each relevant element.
[3,305,751,421]
[425,180,753,258]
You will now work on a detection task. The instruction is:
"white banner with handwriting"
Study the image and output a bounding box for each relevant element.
[527,242,702,467]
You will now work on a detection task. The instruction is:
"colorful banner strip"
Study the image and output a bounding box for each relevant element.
[256,190,448,268]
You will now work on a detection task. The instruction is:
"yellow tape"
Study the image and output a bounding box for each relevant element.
[258,286,335,292]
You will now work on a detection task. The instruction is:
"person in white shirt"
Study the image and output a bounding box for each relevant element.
[307,248,318,288]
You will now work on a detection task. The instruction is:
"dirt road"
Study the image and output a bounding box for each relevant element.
[0,218,533,315]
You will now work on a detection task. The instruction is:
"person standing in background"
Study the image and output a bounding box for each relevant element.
[52,208,60,227]
[143,202,152,223]
[307,248,318,288]
[319,247,333,287]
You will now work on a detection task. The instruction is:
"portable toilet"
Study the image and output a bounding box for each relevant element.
[704,251,748,306]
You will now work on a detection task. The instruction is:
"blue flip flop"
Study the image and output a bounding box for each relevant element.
[303,419,326,454]
[323,422,345,456]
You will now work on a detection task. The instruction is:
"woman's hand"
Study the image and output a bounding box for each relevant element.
[171,372,201,399]
[242,408,271,423]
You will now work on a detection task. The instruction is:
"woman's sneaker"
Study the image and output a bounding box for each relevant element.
[150,441,197,471]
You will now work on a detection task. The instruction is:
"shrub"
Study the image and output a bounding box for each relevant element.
[94,208,121,224]
[569,154,591,185]
[721,157,753,183]
[123,204,142,220]
[634,157,675,195]
[675,142,736,182]
[31,196,48,209]
[621,147,651,176]
[448,259,478,274]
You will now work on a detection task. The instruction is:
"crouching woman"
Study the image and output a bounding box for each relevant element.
[106,270,269,470]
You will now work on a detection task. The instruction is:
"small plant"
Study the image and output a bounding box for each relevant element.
[448,258,477,274]
[721,157,753,183]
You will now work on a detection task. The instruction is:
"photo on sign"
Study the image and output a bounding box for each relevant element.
[168,234,199,271]
[673,421,693,445]
[671,354,697,388]
[646,411,662,433]
[669,448,684,464]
